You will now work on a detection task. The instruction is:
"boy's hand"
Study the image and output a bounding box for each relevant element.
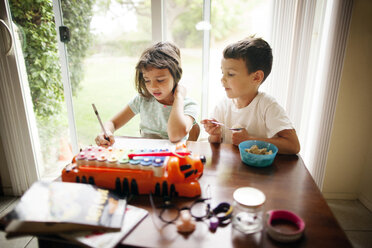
[95,131,115,147]
[231,129,250,146]
[201,119,222,135]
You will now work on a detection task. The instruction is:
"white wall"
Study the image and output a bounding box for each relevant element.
[322,0,372,210]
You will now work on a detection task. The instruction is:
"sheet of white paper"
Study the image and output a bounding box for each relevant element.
[60,205,148,248]
[113,137,177,151]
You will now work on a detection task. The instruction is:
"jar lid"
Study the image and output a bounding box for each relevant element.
[233,187,266,207]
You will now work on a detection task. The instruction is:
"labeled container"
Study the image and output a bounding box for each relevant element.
[232,187,266,234]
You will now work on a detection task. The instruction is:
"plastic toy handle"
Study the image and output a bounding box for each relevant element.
[0,19,13,56]
[127,151,191,159]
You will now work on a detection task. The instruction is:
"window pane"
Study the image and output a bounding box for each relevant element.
[165,0,203,121]
[62,0,152,147]
[9,0,71,180]
[209,0,272,115]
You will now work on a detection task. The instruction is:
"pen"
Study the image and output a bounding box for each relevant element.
[92,104,110,142]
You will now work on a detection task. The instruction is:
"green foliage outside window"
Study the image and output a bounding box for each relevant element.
[172,0,241,47]
[9,0,63,119]
[9,0,95,169]
[94,0,241,50]
[9,0,95,118]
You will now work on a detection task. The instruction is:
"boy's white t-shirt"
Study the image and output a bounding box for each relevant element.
[212,92,294,144]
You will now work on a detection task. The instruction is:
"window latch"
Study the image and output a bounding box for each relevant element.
[59,26,70,43]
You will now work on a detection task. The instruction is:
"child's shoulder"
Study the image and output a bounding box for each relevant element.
[256,92,278,105]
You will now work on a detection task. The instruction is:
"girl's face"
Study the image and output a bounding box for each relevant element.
[142,67,175,105]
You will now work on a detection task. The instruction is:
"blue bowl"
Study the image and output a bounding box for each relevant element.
[238,140,278,167]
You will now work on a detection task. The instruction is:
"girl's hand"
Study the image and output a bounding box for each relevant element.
[173,84,187,99]
[95,131,115,147]
[231,128,250,146]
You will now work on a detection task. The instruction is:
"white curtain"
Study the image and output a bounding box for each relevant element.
[0,1,41,195]
[262,0,353,188]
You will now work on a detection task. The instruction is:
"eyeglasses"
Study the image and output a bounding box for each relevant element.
[149,186,233,231]
[155,197,212,224]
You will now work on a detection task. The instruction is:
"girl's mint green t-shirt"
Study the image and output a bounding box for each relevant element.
[128,95,198,140]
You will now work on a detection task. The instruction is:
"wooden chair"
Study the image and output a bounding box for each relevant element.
[187,123,200,141]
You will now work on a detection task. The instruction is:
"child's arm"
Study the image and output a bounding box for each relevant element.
[232,129,300,154]
[201,119,223,143]
[95,105,135,146]
[167,85,194,143]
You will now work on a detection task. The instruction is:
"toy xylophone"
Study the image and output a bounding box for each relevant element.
[62,144,206,198]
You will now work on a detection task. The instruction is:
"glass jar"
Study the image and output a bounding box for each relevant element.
[232,187,266,234]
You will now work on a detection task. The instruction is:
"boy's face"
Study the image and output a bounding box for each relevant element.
[221,58,259,99]
[142,67,175,105]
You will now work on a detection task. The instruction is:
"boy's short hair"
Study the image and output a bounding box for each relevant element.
[135,42,182,98]
[223,36,273,82]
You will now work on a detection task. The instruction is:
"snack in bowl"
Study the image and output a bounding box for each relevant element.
[245,145,273,155]
[231,124,243,129]
[239,140,278,167]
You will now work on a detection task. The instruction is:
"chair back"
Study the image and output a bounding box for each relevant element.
[187,123,200,141]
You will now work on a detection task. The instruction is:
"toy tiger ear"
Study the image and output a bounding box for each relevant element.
[167,157,184,183]
[175,142,187,150]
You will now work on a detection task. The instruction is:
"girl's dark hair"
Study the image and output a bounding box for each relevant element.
[135,42,182,98]
[223,36,273,83]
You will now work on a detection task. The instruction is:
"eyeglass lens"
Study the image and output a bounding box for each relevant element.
[160,206,180,223]
[190,201,209,219]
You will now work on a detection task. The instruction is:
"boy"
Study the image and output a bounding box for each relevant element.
[201,37,300,154]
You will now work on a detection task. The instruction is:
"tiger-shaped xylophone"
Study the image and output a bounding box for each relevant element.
[62,143,206,198]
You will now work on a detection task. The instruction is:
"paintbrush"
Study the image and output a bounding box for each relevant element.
[92,103,110,142]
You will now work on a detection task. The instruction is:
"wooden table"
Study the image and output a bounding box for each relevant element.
[119,141,352,248]
[38,140,351,247]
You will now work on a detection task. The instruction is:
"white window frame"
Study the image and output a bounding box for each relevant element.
[52,0,79,154]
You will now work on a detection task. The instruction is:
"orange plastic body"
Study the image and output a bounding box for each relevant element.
[61,146,205,198]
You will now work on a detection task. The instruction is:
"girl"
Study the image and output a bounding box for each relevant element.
[95,42,198,145]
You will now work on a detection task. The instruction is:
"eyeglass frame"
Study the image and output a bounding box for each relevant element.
[150,193,232,225]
